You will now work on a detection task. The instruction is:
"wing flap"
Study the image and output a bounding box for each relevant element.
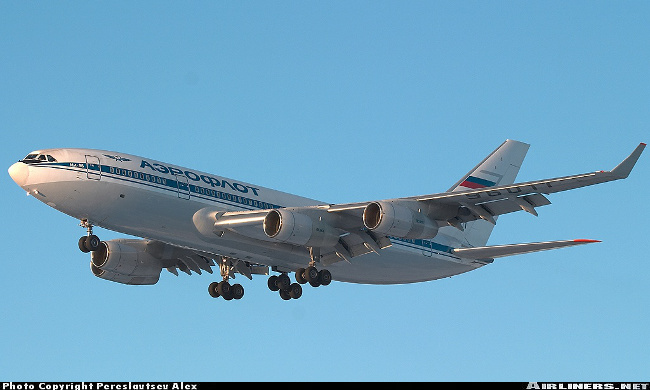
[452,239,600,260]
[467,193,552,219]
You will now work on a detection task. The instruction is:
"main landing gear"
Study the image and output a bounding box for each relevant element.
[266,247,332,300]
[208,257,245,301]
[78,219,101,253]
[267,266,332,300]
[208,265,332,301]
[208,280,245,300]
[267,273,302,300]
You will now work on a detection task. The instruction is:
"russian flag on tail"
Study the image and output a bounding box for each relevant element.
[459,175,497,189]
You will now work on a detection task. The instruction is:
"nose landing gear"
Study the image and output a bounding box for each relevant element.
[78,219,101,252]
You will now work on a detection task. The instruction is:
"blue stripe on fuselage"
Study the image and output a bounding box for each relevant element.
[30,161,462,258]
[27,161,281,210]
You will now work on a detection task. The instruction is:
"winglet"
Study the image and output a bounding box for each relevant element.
[611,143,646,179]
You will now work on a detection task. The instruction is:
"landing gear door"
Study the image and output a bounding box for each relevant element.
[176,175,190,200]
[85,155,101,180]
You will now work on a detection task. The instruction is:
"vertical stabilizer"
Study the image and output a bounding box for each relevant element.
[447,139,530,247]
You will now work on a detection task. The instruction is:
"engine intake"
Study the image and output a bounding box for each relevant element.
[363,201,439,239]
[263,209,340,247]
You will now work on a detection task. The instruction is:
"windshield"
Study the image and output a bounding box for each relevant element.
[22,153,57,163]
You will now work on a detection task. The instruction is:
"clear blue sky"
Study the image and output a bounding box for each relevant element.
[1,1,648,381]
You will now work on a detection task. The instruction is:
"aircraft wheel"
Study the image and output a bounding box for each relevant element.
[319,269,332,286]
[268,275,279,291]
[231,283,244,300]
[84,235,101,252]
[295,268,307,284]
[78,236,91,253]
[276,273,291,291]
[218,281,232,300]
[279,289,291,300]
[305,266,319,284]
[288,283,302,299]
[208,282,220,298]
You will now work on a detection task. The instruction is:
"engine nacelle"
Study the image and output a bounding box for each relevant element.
[90,262,160,285]
[363,201,439,239]
[263,209,340,247]
[90,239,163,285]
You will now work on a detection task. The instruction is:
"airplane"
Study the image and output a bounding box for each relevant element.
[7,140,645,301]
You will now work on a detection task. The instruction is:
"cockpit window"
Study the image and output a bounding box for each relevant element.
[21,153,57,163]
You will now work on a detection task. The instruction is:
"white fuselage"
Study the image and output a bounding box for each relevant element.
[9,148,486,284]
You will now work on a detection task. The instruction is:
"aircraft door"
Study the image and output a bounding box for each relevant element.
[421,239,433,257]
[85,155,101,180]
[176,175,190,200]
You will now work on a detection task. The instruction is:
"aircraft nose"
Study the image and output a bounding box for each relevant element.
[8,162,29,187]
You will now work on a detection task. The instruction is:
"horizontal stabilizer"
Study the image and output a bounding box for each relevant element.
[452,239,600,260]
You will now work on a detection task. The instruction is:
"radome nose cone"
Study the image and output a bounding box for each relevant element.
[8,162,29,187]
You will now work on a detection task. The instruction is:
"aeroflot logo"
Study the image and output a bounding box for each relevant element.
[104,154,132,162]
[140,160,260,196]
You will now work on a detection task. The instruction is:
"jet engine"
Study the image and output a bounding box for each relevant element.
[363,201,439,239]
[263,209,340,247]
[90,239,163,285]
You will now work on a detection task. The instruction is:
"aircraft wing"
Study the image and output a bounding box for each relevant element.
[142,239,270,280]
[414,141,645,217]
[195,143,644,263]
[451,239,601,260]
[328,142,646,227]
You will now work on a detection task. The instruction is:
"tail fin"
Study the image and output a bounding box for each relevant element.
[447,139,530,247]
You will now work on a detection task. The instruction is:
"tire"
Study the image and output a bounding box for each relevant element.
[78,236,90,253]
[231,284,244,300]
[276,274,291,291]
[217,281,232,298]
[84,235,101,252]
[305,266,319,283]
[288,283,302,299]
[295,268,306,284]
[279,289,291,300]
[208,282,220,298]
[319,269,332,286]
[268,275,279,291]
